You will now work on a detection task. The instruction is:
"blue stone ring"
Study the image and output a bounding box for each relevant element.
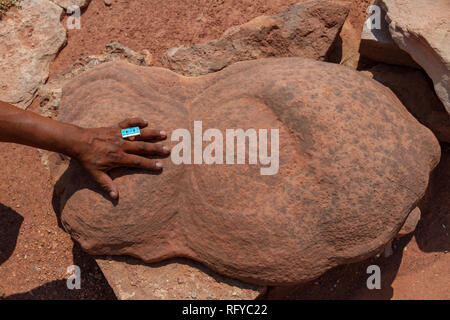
[121,127,141,139]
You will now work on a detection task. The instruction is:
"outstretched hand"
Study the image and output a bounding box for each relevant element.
[72,118,170,199]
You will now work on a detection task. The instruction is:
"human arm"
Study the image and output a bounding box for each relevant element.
[0,100,170,199]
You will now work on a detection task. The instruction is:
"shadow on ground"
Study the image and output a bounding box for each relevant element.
[0,204,23,266]
[5,243,116,300]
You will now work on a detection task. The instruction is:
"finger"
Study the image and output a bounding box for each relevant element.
[119,154,163,171]
[90,170,119,199]
[123,141,171,156]
[134,128,167,141]
[118,117,148,129]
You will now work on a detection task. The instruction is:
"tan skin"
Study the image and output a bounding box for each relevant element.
[0,100,170,199]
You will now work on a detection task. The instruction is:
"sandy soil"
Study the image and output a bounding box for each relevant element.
[0,142,115,299]
[0,0,448,299]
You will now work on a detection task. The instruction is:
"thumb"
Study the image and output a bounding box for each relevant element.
[91,170,119,199]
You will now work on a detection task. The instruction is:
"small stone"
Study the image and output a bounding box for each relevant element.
[141,49,153,66]
[104,0,112,6]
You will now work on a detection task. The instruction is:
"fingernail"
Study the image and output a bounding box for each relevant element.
[163,146,170,153]
[156,162,163,168]
[160,131,166,137]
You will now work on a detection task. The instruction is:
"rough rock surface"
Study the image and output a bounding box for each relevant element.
[396,207,421,238]
[96,257,264,300]
[0,0,66,109]
[39,42,147,118]
[362,64,450,143]
[380,0,450,114]
[50,0,91,9]
[53,58,440,285]
[359,1,418,68]
[327,0,372,69]
[162,0,349,76]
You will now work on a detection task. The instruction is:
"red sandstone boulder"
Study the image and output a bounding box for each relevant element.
[53,58,440,285]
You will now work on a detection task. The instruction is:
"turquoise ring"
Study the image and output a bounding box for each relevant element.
[121,127,141,139]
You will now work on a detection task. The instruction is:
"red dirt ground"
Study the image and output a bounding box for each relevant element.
[0,0,448,299]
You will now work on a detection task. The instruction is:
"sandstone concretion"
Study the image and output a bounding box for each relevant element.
[380,0,450,114]
[0,0,66,108]
[53,58,440,285]
[162,0,349,76]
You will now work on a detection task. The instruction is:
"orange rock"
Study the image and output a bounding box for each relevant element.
[162,0,350,76]
[53,58,440,285]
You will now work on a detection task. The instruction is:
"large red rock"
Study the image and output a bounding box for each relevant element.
[162,0,349,76]
[53,58,440,285]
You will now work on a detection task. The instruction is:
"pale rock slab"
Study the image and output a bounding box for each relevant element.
[96,257,264,300]
[0,0,66,109]
[359,1,419,68]
[380,0,450,114]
